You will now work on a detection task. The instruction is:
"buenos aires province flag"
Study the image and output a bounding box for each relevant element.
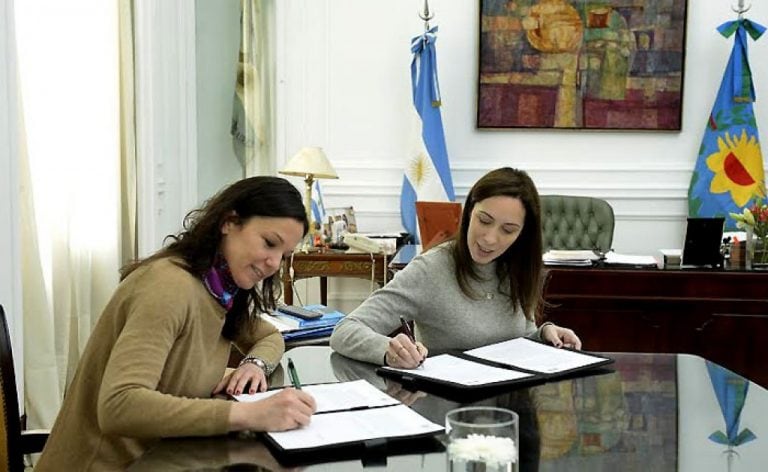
[401,26,455,242]
[688,19,766,229]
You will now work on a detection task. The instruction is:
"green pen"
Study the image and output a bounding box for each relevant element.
[287,357,302,390]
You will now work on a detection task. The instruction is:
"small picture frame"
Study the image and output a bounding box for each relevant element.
[682,217,725,267]
[324,206,357,245]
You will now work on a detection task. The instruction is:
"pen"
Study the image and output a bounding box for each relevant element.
[399,316,424,366]
[399,316,416,343]
[287,357,302,390]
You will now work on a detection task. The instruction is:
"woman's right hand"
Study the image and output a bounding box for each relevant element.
[385,333,427,369]
[230,388,316,432]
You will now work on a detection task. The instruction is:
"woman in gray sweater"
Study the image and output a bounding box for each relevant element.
[330,167,580,368]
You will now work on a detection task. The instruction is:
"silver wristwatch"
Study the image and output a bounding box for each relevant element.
[239,356,274,375]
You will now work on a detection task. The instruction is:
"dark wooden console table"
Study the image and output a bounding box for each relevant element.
[543,267,768,387]
[281,250,392,306]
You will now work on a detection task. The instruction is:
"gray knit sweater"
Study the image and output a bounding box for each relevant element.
[330,242,545,365]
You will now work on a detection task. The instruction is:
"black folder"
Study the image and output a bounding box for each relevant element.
[262,418,445,466]
[253,383,444,466]
[377,338,614,397]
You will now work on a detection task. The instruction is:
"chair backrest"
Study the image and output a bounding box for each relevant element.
[415,201,462,251]
[0,304,22,472]
[540,195,615,253]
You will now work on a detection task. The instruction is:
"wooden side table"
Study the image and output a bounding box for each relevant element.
[281,250,392,305]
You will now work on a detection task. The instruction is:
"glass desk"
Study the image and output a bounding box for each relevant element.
[130,346,766,471]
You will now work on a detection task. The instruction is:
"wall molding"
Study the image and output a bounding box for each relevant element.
[331,161,701,172]
[135,0,198,256]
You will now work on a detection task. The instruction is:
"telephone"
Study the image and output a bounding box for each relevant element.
[343,233,383,254]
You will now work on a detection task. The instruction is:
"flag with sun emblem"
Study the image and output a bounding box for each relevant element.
[400,26,455,242]
[689,19,766,229]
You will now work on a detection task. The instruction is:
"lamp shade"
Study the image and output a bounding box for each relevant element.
[279,147,338,179]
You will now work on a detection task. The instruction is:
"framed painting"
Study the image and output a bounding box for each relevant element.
[477,0,688,130]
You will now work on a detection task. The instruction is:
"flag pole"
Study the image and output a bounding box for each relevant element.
[419,0,434,31]
[732,0,750,19]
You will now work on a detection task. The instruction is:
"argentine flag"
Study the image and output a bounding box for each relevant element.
[311,180,326,227]
[401,26,455,243]
[688,19,766,229]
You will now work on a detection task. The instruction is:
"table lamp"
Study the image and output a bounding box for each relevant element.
[279,147,338,249]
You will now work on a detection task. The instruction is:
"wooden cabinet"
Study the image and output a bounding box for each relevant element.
[281,250,391,305]
[543,268,768,387]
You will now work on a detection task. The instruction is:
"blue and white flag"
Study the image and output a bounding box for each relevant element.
[706,360,756,448]
[688,19,766,229]
[311,180,326,226]
[401,26,455,243]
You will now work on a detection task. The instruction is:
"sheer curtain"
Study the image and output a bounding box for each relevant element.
[15,0,135,430]
[232,0,275,177]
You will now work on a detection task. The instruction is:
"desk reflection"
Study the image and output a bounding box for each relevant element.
[130,348,766,471]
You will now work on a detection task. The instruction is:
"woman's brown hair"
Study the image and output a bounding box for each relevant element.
[120,176,308,339]
[450,167,544,322]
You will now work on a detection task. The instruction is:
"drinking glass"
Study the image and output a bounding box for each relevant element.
[445,406,518,472]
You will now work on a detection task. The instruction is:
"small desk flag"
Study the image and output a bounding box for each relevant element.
[688,19,767,229]
[311,180,326,227]
[401,26,455,243]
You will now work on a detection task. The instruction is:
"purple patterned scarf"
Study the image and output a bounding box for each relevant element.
[203,254,239,310]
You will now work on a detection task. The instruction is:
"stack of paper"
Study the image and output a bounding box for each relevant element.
[263,304,345,332]
[542,250,599,266]
[262,304,345,341]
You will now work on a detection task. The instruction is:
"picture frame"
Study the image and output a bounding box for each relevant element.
[681,217,725,267]
[477,0,688,130]
[323,206,357,245]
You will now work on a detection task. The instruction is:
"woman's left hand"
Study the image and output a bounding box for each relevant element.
[542,324,582,350]
[213,363,268,396]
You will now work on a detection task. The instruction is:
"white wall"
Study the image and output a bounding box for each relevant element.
[275,0,768,259]
[187,0,768,308]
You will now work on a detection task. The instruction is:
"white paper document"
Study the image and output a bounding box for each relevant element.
[267,404,443,450]
[260,314,295,332]
[233,379,398,413]
[465,338,607,374]
[603,252,658,267]
[542,250,598,266]
[380,354,534,385]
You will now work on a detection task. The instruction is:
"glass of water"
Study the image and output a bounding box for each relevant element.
[445,406,518,472]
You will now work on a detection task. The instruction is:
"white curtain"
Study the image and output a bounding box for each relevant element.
[232,0,275,177]
[15,0,133,430]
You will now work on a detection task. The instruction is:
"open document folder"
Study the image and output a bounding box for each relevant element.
[378,338,613,393]
[233,380,443,461]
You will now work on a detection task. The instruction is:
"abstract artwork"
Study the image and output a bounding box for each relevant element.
[533,353,678,469]
[478,0,688,130]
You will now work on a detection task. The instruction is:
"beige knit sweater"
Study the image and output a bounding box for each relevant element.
[36,257,284,471]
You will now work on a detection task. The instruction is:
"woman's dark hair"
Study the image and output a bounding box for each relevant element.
[450,167,545,322]
[120,176,308,339]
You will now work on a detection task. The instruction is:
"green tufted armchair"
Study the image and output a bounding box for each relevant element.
[540,195,615,253]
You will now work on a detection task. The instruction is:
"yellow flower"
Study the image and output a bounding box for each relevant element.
[730,208,755,230]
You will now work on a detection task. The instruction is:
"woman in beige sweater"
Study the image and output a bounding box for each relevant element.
[37,176,316,470]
